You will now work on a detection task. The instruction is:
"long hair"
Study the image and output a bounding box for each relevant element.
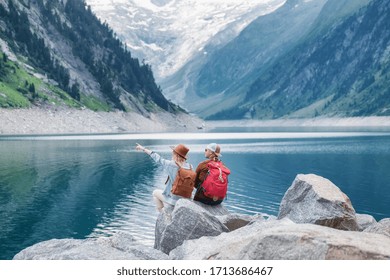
[173,152,186,166]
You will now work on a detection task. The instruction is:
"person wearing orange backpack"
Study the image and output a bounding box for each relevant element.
[136,143,195,212]
[194,143,230,206]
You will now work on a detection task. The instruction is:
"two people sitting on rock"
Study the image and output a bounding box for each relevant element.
[136,142,230,212]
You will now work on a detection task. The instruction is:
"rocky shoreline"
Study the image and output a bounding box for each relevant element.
[13,174,390,260]
[2,107,390,136]
[0,107,202,135]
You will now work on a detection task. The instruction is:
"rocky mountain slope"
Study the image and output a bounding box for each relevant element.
[193,0,378,119]
[85,0,286,105]
[184,0,331,116]
[86,0,390,121]
[0,0,181,116]
[85,0,285,81]
[231,0,390,120]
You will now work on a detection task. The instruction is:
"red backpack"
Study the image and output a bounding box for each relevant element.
[201,161,230,200]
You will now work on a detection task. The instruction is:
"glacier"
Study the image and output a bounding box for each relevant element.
[85,0,286,80]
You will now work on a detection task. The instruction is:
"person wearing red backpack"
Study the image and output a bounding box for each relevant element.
[194,143,230,206]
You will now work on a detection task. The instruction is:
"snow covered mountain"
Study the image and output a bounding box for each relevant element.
[85,0,285,81]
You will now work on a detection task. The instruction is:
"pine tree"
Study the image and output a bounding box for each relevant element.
[29,83,35,93]
[70,82,81,101]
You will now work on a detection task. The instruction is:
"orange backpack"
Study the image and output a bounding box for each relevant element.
[171,164,196,198]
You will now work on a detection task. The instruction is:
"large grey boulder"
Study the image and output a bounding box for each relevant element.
[356,213,377,231]
[278,174,359,231]
[170,218,390,260]
[364,218,390,237]
[13,173,388,261]
[154,199,230,254]
[13,232,168,260]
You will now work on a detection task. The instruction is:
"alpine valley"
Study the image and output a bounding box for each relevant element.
[86,0,390,120]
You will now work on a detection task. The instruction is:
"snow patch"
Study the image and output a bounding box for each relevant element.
[86,0,287,80]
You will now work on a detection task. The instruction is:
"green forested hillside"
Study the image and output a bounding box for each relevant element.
[0,0,180,113]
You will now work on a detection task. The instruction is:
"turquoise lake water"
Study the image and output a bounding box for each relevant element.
[1,130,390,259]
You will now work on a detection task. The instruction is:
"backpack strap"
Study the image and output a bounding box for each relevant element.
[166,162,181,184]
[167,162,193,185]
[217,166,224,183]
[175,161,192,170]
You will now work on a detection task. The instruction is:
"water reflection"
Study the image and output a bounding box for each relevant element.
[1,132,390,260]
[0,140,157,259]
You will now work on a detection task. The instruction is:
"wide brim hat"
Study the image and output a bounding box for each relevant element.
[170,144,189,159]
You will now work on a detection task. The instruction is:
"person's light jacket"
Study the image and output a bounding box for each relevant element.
[150,152,192,205]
